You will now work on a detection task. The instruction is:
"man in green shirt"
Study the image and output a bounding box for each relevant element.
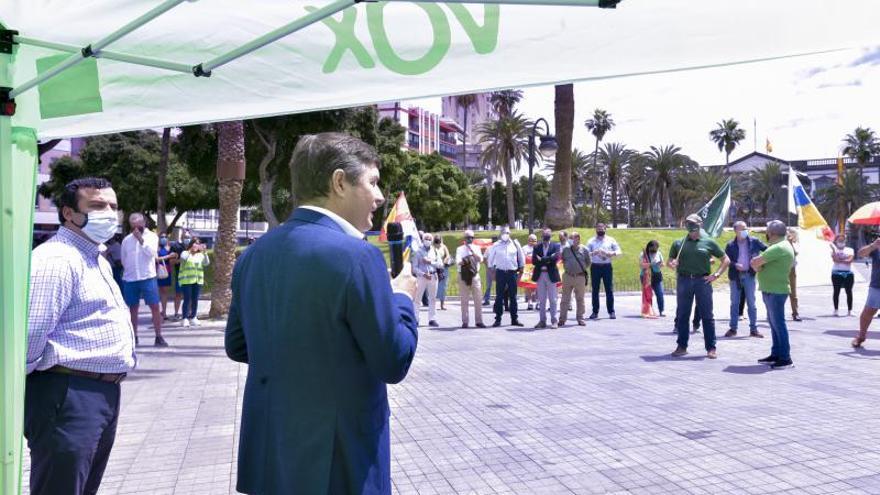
[750,220,795,369]
[667,214,730,359]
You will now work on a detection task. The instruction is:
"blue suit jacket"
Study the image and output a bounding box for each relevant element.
[531,242,561,283]
[225,208,418,495]
[725,236,767,280]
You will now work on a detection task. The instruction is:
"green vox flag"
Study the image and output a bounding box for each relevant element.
[696,177,732,238]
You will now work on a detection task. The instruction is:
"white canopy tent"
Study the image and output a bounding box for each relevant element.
[2,0,879,491]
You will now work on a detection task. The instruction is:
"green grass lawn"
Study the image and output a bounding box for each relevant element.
[199,229,737,298]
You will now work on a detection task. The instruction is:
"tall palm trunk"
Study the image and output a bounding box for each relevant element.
[504,151,516,227]
[486,173,493,226]
[610,178,618,228]
[546,84,575,229]
[210,120,246,318]
[156,128,171,234]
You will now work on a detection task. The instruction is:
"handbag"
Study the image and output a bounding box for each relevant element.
[156,261,169,280]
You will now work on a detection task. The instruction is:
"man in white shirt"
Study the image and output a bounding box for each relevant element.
[121,213,167,346]
[488,226,525,327]
[456,230,486,328]
[586,223,622,320]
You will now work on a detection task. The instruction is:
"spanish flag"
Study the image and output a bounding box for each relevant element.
[765,138,773,153]
[379,192,420,252]
[788,168,834,241]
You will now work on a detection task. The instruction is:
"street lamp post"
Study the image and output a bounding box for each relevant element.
[527,118,558,234]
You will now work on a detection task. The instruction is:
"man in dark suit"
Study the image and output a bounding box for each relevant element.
[225,133,419,495]
[532,228,561,328]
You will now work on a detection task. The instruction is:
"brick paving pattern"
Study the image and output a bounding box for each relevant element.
[22,279,880,494]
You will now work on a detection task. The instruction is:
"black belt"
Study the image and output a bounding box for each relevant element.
[678,273,709,279]
[46,365,127,384]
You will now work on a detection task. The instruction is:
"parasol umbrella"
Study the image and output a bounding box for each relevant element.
[847,202,880,225]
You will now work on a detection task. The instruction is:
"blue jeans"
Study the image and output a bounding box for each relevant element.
[729,273,758,332]
[494,269,519,321]
[763,292,791,360]
[651,277,665,314]
[675,276,716,351]
[590,264,615,314]
[437,267,450,302]
[181,283,201,319]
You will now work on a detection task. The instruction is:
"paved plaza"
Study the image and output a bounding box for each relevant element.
[22,277,880,494]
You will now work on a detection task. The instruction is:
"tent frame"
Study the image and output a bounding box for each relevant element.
[1,0,618,493]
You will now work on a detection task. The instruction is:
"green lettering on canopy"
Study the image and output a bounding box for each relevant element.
[367,1,451,76]
[307,6,377,74]
[445,5,500,54]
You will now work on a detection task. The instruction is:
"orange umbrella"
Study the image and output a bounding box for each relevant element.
[848,202,880,225]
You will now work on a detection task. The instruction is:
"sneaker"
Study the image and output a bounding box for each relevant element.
[549,323,558,329]
[511,320,524,327]
[847,310,853,317]
[461,323,469,329]
[558,320,567,327]
[707,349,717,359]
[182,319,191,328]
[659,312,666,317]
[428,320,440,327]
[154,337,169,347]
[609,312,617,320]
[492,320,502,328]
[770,359,794,369]
[589,313,598,320]
[671,346,688,357]
[750,331,764,338]
[757,355,778,363]
[475,323,487,328]
[724,329,737,338]
[792,315,802,322]
[191,317,201,326]
[692,327,701,334]
[527,304,534,311]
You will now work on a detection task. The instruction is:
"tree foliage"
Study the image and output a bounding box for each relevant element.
[402,152,478,231]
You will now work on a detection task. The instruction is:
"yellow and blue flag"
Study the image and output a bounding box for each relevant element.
[788,168,835,241]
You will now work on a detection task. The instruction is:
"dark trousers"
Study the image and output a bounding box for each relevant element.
[25,372,121,495]
[674,305,701,330]
[181,283,201,319]
[494,269,519,322]
[675,276,716,351]
[650,278,665,314]
[590,264,615,314]
[832,272,855,311]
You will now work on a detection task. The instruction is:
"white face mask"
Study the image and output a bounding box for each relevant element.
[738,230,748,239]
[79,210,119,244]
[423,240,432,248]
[835,242,845,249]
[500,233,510,242]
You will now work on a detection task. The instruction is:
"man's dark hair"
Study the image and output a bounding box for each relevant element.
[55,177,113,224]
[290,133,380,204]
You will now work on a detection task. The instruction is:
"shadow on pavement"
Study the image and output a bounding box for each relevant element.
[125,368,175,381]
[723,365,771,375]
[429,327,459,332]
[824,330,874,339]
[838,349,880,359]
[640,354,706,362]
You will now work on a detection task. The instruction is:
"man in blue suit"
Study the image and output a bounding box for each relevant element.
[532,228,561,328]
[225,133,419,495]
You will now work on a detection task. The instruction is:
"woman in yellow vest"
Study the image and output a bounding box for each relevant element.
[179,237,210,327]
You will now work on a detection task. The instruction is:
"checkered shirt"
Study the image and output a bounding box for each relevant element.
[27,227,137,374]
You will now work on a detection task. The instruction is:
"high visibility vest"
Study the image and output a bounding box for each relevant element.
[178,252,209,285]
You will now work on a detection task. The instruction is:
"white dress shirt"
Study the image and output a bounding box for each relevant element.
[299,205,364,239]
[488,239,524,271]
[456,243,484,266]
[121,229,159,282]
[586,235,622,265]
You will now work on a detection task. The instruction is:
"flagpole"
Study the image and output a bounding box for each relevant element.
[753,117,757,152]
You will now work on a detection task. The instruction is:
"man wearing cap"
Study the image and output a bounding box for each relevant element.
[667,214,730,359]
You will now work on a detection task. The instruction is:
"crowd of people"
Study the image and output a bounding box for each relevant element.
[413,214,880,370]
[20,133,880,495]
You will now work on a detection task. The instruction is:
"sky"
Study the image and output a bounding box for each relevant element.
[403,43,880,169]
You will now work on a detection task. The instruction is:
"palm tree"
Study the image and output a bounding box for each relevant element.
[546,84,575,230]
[209,120,246,318]
[842,126,880,181]
[642,144,693,226]
[455,93,477,169]
[674,166,726,221]
[597,143,634,227]
[622,155,656,226]
[817,170,879,225]
[584,108,614,175]
[709,118,746,174]
[746,162,783,220]
[489,89,523,118]
[477,112,531,227]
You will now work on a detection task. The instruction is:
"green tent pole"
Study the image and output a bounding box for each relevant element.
[1,24,37,495]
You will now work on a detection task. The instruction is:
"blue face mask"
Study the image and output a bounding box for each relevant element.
[159,238,168,247]
[76,210,118,244]
[738,230,749,239]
